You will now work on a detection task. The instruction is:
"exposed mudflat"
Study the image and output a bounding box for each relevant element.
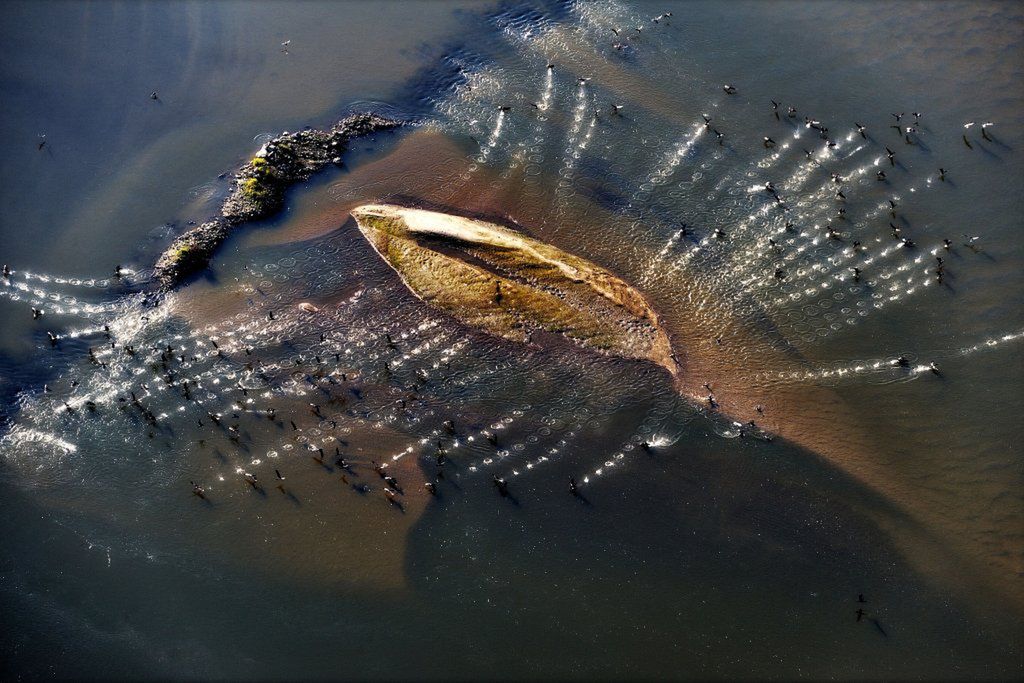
[352,204,680,378]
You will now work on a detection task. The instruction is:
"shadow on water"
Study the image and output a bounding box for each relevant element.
[401,412,1017,679]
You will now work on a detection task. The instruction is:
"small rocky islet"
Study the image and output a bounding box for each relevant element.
[153,112,402,290]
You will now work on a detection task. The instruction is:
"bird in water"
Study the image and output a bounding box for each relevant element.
[492,475,510,497]
[0,8,1014,617]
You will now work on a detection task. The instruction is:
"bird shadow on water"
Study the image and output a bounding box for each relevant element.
[278,487,302,507]
[973,142,1004,161]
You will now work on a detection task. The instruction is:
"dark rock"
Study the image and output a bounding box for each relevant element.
[153,113,402,290]
[153,219,231,290]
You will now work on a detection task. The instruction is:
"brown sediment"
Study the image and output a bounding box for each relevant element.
[351,204,681,381]
[153,113,402,290]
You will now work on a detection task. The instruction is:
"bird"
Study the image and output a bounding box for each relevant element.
[492,475,510,497]
[962,235,982,253]
[722,84,737,94]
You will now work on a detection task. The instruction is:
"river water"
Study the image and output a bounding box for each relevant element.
[1,1,1022,679]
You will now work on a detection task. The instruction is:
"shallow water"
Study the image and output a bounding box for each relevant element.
[1,0,1022,679]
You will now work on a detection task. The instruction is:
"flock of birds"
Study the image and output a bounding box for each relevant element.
[0,1,1016,514]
